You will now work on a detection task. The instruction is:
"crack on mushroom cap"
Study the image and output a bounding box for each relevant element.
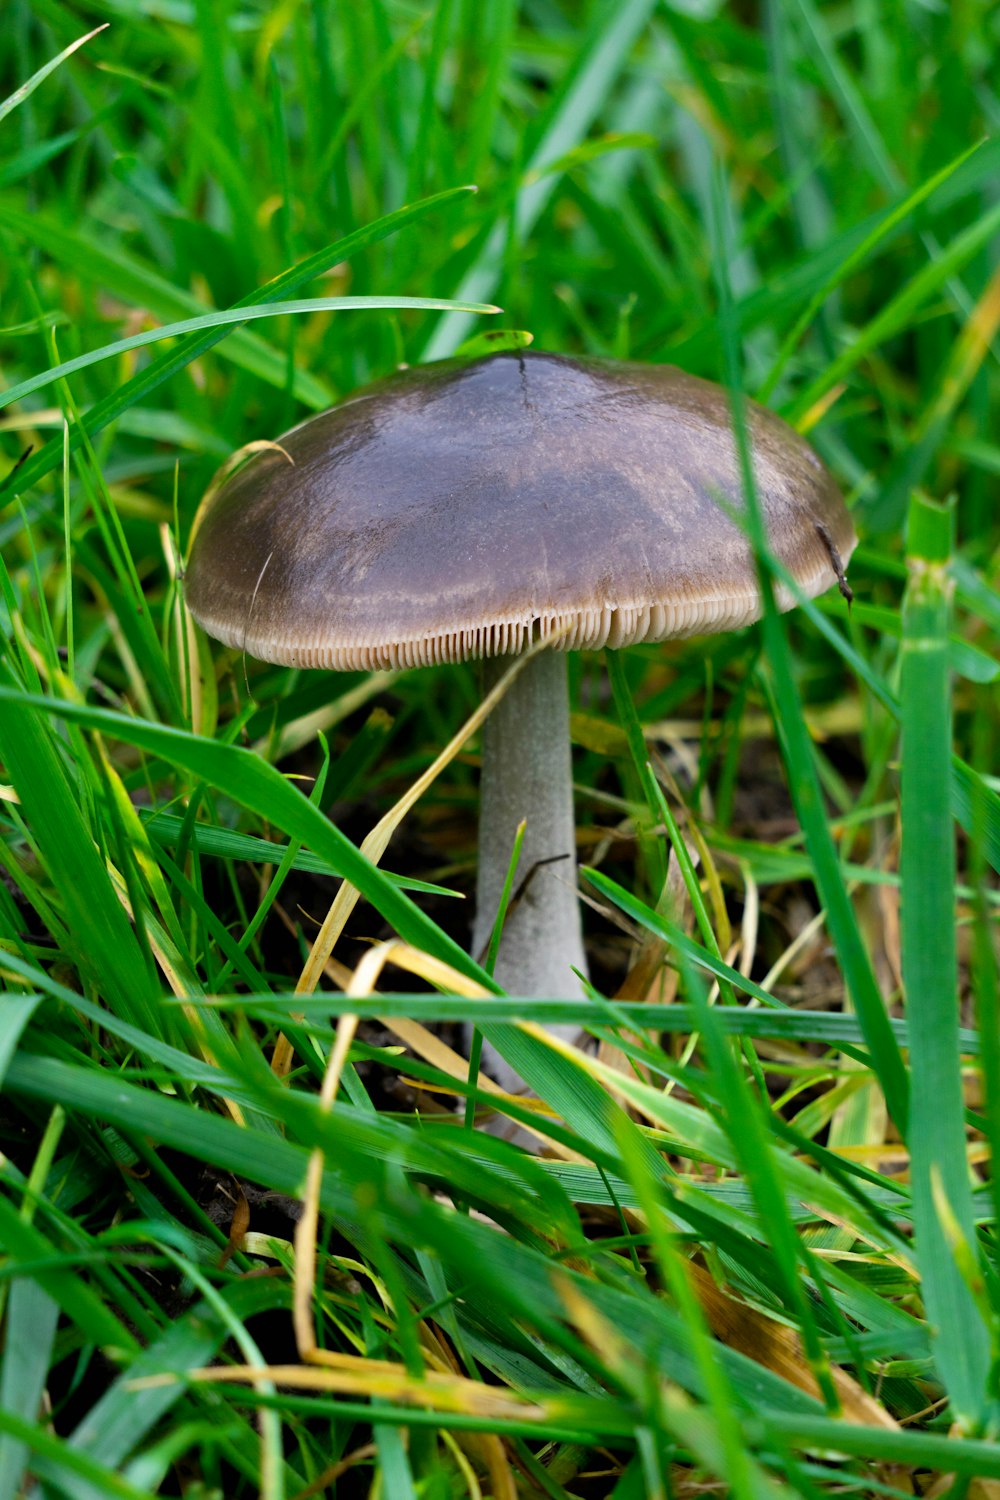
[186,351,857,668]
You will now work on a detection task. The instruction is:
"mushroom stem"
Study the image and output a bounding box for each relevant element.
[471,649,588,1086]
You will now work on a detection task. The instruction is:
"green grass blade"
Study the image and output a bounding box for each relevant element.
[0,25,107,126]
[758,138,986,402]
[140,809,458,895]
[0,296,497,415]
[0,687,664,1148]
[423,0,656,356]
[785,199,1000,427]
[61,1280,281,1472]
[0,203,334,413]
[757,1412,1000,1480]
[0,1281,59,1500]
[0,1408,156,1500]
[1,186,480,502]
[0,668,162,1032]
[0,1189,138,1357]
[195,987,983,1059]
[615,1122,763,1500]
[0,685,488,987]
[899,494,990,1425]
[707,162,909,1132]
[785,0,899,191]
[0,993,40,1087]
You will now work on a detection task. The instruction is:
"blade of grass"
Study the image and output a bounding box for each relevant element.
[58,1279,281,1476]
[0,1409,157,1500]
[0,1189,138,1357]
[140,809,457,896]
[785,198,1000,428]
[465,817,526,1128]
[646,910,841,1409]
[867,256,1000,530]
[1,185,481,503]
[423,0,656,356]
[0,203,333,413]
[199,987,982,1059]
[741,553,1000,878]
[0,24,107,126]
[707,159,909,1133]
[899,493,990,1426]
[758,138,986,403]
[0,665,162,1032]
[614,1121,762,1500]
[755,1412,1000,1480]
[786,0,989,342]
[0,295,498,415]
[0,994,40,1087]
[0,687,668,1152]
[0,1281,59,1500]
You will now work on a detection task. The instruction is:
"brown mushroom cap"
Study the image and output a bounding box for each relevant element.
[186,351,856,670]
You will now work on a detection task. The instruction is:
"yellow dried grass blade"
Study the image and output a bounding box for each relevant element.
[179,1360,551,1418]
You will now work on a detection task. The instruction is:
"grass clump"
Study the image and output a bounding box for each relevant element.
[2,3,1000,1496]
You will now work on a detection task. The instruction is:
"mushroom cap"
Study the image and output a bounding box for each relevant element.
[186,351,856,670]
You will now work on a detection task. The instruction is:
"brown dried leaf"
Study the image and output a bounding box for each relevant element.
[218,1180,251,1271]
[688,1260,898,1430]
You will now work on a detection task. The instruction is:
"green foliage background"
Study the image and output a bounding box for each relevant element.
[1,1,999,1496]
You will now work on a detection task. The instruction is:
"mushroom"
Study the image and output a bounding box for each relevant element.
[186,351,856,1092]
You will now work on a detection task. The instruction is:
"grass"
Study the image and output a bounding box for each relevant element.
[1,1,999,1495]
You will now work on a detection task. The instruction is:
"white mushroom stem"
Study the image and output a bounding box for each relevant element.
[471,649,588,1090]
